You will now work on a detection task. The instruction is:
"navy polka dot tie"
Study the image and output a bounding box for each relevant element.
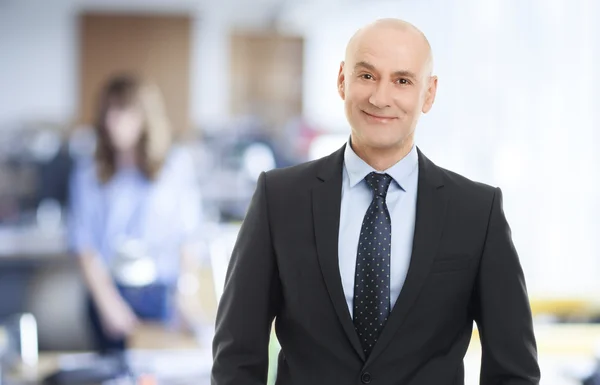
[353,172,393,357]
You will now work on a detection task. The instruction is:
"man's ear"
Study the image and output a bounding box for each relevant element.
[422,75,438,113]
[337,61,346,100]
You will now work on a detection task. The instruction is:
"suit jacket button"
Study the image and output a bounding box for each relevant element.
[361,372,372,384]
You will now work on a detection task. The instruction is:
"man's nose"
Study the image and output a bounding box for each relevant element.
[368,81,393,109]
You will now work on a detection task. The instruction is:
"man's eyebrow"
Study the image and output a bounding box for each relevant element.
[354,61,376,72]
[354,61,419,80]
[392,70,418,80]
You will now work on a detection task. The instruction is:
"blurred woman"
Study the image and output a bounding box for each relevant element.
[68,74,202,352]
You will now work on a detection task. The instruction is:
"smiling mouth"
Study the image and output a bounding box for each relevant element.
[362,110,397,120]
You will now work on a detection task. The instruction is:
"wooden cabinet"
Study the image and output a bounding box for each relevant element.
[79,13,192,134]
[230,32,304,130]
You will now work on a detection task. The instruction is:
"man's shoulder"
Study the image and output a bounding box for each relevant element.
[263,158,322,187]
[422,156,497,211]
[437,166,496,195]
[431,165,499,218]
[263,150,336,187]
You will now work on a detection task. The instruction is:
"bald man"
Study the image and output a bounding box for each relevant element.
[212,19,540,385]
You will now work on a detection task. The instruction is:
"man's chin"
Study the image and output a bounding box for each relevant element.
[361,135,406,150]
[351,126,412,149]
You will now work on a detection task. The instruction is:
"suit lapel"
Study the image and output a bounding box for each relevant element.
[312,144,367,361]
[366,148,449,365]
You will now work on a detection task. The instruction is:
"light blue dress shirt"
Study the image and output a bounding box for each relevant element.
[339,140,419,316]
[68,147,202,285]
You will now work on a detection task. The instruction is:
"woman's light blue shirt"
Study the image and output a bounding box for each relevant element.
[68,147,202,284]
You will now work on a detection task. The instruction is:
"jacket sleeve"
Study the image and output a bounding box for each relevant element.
[474,187,541,384]
[211,171,281,385]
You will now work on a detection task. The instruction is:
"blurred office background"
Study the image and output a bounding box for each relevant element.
[0,0,599,384]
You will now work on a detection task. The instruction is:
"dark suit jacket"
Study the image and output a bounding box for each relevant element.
[212,145,540,385]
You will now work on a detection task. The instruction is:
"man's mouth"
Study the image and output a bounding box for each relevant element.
[362,110,397,121]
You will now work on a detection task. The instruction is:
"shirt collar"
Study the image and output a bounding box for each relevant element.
[343,137,418,191]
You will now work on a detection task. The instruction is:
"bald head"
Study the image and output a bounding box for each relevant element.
[336,18,439,164]
[344,18,433,77]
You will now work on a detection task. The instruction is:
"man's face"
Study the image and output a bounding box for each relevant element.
[338,24,437,152]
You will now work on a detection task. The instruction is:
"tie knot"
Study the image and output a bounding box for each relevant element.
[365,172,393,199]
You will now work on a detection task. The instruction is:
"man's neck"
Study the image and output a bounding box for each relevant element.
[350,134,414,171]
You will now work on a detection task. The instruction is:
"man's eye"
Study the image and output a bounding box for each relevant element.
[396,78,410,85]
[360,74,374,80]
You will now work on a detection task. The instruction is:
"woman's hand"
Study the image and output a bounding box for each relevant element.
[98,292,140,339]
[78,251,140,339]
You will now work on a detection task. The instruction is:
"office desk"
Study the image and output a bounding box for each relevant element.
[5,322,213,385]
[465,323,600,385]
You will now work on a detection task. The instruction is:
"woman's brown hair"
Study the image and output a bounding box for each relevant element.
[94,74,172,183]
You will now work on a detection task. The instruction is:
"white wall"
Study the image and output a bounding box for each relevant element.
[0,0,77,127]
